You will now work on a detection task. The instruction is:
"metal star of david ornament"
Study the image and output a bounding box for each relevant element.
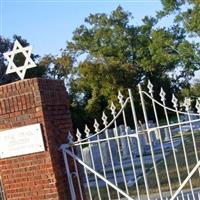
[3,40,37,80]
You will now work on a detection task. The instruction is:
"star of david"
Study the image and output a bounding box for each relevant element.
[3,40,37,80]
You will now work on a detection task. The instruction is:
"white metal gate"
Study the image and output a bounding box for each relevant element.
[61,81,200,200]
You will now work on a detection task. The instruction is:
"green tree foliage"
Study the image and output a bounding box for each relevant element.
[38,53,81,127]
[66,6,200,128]
[39,53,73,80]
[182,79,200,98]
[159,0,200,108]
[0,35,45,84]
[1,6,200,130]
[180,78,200,110]
[159,0,200,37]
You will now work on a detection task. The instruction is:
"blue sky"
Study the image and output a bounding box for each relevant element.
[1,0,169,56]
[2,1,200,81]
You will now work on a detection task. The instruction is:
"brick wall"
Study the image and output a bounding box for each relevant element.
[0,78,73,200]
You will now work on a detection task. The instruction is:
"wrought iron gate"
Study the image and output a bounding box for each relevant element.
[61,81,200,200]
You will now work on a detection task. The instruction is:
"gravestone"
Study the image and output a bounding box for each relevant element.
[81,128,119,170]
[163,127,170,141]
[119,125,129,158]
[131,128,148,157]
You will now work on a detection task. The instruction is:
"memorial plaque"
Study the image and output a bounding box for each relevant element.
[0,123,45,159]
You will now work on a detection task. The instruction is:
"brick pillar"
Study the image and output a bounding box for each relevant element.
[0,78,74,200]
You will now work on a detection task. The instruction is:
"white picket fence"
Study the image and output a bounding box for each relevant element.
[61,81,200,200]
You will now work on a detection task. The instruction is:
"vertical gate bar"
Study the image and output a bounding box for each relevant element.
[104,123,121,199]
[66,148,134,200]
[138,84,163,200]
[128,88,151,200]
[186,110,200,175]
[121,105,141,200]
[112,110,130,195]
[149,88,173,196]
[162,100,186,199]
[77,139,93,200]
[62,148,76,200]
[71,146,84,200]
[95,130,112,200]
[86,130,102,200]
[174,105,195,199]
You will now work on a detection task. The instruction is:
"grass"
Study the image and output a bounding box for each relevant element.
[84,132,200,200]
[135,133,200,195]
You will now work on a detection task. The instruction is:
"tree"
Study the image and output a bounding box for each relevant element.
[159,0,200,37]
[0,35,45,85]
[66,6,200,128]
[39,53,73,81]
[159,0,200,105]
[182,79,200,98]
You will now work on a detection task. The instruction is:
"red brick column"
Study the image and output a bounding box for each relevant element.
[0,78,74,200]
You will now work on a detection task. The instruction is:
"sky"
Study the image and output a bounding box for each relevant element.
[1,0,167,56]
[1,0,199,81]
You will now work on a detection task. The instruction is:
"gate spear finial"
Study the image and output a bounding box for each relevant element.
[67,131,74,144]
[196,99,200,114]
[94,119,100,133]
[84,125,90,137]
[172,94,178,108]
[160,87,166,102]
[102,112,108,126]
[147,80,153,94]
[76,129,82,141]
